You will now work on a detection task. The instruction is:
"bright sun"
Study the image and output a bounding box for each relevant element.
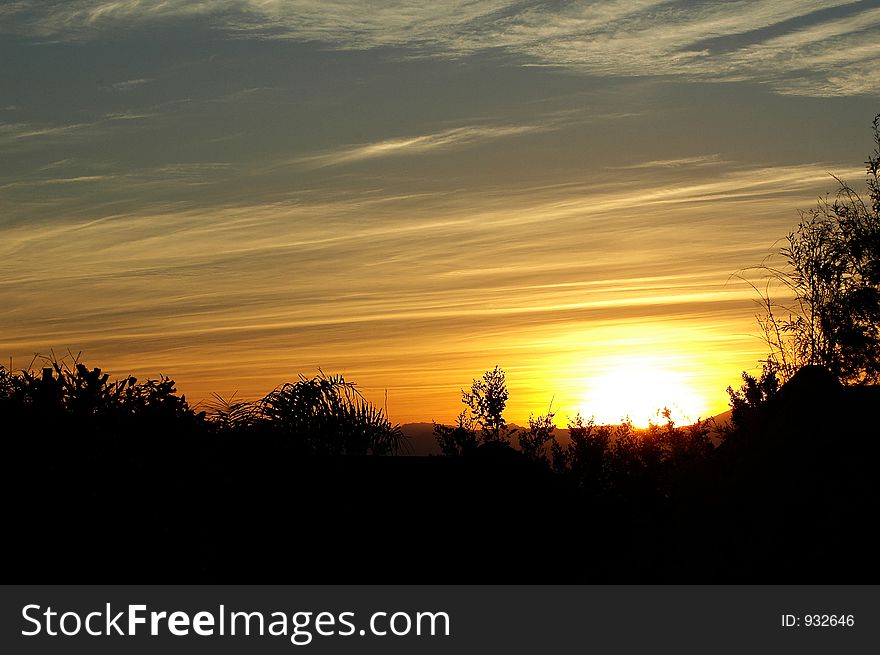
[582,362,704,428]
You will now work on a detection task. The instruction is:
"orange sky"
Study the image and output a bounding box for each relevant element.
[1,1,877,424]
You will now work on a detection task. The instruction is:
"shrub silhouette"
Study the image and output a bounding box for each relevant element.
[652,409,713,469]
[0,355,201,429]
[548,409,713,504]
[205,391,260,432]
[433,410,479,456]
[1,357,404,458]
[257,371,405,456]
[550,413,610,496]
[518,406,556,463]
[0,355,207,492]
[726,366,780,430]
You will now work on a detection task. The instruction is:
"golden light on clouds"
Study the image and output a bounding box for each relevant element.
[0,159,864,424]
[1,1,876,426]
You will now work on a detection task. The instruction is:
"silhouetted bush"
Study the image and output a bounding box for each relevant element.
[550,414,610,496]
[1,355,205,455]
[726,366,780,430]
[517,407,556,464]
[433,410,479,456]
[1,357,404,459]
[256,371,405,456]
[205,391,260,432]
[547,409,713,506]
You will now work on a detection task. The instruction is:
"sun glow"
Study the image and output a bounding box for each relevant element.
[581,361,705,428]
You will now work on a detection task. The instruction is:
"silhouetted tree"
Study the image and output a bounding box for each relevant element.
[749,113,880,383]
[433,410,479,456]
[653,408,713,467]
[518,406,556,463]
[603,420,658,500]
[462,365,514,444]
[550,413,610,495]
[581,410,714,504]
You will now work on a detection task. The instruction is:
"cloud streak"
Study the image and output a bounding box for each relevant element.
[609,154,725,170]
[110,77,153,90]
[3,1,877,96]
[292,122,550,168]
[0,160,860,419]
[0,110,157,153]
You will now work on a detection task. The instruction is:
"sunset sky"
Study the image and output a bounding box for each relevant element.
[2,1,878,425]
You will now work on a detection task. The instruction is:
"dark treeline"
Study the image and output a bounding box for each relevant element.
[4,113,880,583]
[2,356,878,583]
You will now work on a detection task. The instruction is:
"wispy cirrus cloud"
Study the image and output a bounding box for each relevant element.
[109,77,153,90]
[0,158,855,417]
[292,122,550,168]
[2,1,876,96]
[0,109,158,152]
[609,154,725,170]
[0,120,94,141]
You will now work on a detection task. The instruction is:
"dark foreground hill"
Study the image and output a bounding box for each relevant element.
[4,366,879,582]
[665,366,880,581]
